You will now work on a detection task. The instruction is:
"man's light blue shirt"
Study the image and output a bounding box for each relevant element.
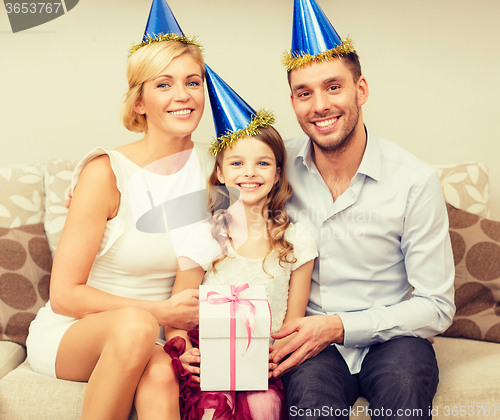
[285,128,455,374]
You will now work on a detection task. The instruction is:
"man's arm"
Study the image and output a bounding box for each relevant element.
[339,172,455,348]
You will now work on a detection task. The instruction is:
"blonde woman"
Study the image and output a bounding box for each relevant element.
[27,39,210,420]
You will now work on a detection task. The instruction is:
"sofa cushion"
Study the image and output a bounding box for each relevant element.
[0,341,26,380]
[431,337,500,416]
[442,203,500,343]
[0,163,45,229]
[0,360,138,420]
[43,159,76,258]
[434,162,490,218]
[351,337,500,419]
[0,223,51,346]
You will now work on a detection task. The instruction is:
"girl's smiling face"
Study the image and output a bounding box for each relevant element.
[134,53,205,140]
[217,137,280,210]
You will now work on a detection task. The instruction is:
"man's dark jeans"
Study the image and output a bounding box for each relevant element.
[282,337,439,420]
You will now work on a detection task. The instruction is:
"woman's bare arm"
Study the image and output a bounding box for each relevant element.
[50,155,199,330]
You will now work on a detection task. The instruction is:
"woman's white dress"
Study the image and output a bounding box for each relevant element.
[27,146,209,378]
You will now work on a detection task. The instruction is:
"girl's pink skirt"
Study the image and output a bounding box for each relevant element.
[164,330,288,420]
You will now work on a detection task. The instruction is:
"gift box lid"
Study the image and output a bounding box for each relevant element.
[199,284,271,339]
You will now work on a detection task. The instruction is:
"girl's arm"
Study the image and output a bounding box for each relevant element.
[50,156,199,331]
[272,259,314,354]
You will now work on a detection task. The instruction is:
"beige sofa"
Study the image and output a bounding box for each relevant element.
[0,157,499,419]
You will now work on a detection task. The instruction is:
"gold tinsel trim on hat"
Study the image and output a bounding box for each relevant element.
[282,37,354,71]
[128,33,203,57]
[208,109,276,156]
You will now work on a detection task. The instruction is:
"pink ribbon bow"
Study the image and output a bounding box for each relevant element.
[206,283,256,390]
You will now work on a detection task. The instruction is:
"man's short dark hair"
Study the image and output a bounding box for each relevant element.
[342,50,362,82]
[287,50,363,87]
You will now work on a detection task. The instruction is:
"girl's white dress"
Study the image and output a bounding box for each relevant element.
[176,221,318,335]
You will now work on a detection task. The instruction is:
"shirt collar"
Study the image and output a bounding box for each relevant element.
[293,136,313,171]
[294,127,381,182]
[357,128,381,182]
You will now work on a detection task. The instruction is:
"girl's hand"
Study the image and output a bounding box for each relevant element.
[268,345,278,378]
[179,348,201,383]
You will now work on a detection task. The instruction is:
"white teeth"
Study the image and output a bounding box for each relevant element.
[239,184,260,188]
[169,109,192,115]
[315,117,337,127]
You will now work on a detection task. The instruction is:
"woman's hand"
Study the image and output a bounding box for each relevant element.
[162,288,199,330]
[179,347,201,383]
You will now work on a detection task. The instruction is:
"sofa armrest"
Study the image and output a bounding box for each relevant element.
[0,360,138,420]
[0,342,26,380]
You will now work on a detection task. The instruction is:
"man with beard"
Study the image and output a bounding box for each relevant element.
[270,1,456,419]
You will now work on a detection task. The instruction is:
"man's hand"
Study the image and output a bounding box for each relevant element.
[268,345,279,379]
[271,315,344,377]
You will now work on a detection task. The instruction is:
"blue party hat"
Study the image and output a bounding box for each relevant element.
[129,0,201,57]
[283,0,354,71]
[142,0,183,40]
[205,64,275,156]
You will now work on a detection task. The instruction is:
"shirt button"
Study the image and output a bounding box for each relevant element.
[324,254,330,259]
[322,286,330,293]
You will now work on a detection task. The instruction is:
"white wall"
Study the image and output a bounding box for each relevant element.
[1,0,499,219]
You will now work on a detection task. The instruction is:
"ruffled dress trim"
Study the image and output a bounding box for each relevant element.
[164,330,288,420]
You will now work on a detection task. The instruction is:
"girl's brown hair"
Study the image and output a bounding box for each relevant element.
[207,126,297,273]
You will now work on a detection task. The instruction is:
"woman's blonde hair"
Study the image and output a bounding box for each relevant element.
[207,126,296,274]
[120,41,205,133]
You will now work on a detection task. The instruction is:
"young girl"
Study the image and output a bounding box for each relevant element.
[165,118,317,419]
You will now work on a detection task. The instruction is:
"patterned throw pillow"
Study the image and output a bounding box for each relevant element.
[0,223,51,346]
[44,159,76,258]
[0,163,45,229]
[441,203,500,343]
[434,162,490,218]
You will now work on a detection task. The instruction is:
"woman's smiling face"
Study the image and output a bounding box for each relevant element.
[134,53,205,140]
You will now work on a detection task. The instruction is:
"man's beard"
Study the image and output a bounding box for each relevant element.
[302,101,360,155]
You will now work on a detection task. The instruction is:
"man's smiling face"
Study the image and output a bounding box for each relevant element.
[289,58,368,153]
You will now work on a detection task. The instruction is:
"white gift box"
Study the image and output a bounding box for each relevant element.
[199,284,271,391]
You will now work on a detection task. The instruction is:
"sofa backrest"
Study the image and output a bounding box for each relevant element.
[0,158,492,257]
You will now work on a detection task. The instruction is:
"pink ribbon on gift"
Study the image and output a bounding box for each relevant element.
[205,283,262,391]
